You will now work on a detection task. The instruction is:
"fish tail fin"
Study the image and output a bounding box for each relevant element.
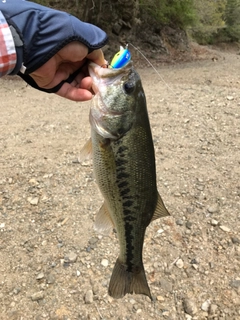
[108,258,152,300]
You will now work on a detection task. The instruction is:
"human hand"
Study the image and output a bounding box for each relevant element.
[29,42,105,101]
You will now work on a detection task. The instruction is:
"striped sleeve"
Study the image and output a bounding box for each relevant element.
[0,11,16,77]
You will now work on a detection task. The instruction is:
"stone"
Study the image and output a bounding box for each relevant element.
[219,225,231,233]
[31,291,44,301]
[176,219,184,226]
[230,279,240,289]
[176,258,184,269]
[67,252,78,263]
[101,259,109,267]
[207,204,219,213]
[84,289,93,304]
[27,197,39,205]
[211,219,219,226]
[183,298,198,316]
[201,299,211,312]
[36,272,44,280]
[231,237,240,244]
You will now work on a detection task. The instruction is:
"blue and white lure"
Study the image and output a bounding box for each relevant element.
[110,45,131,69]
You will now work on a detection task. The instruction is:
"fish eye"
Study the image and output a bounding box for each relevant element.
[123,81,135,94]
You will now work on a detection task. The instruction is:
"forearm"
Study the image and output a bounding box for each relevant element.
[0,11,16,77]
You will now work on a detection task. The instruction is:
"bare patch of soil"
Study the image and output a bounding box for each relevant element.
[0,45,240,319]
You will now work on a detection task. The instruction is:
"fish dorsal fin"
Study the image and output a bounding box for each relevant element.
[94,202,115,236]
[151,192,170,222]
[78,138,92,161]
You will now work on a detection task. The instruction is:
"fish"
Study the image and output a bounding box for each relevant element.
[81,60,170,300]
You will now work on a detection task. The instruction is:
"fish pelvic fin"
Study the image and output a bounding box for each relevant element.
[151,192,170,222]
[108,258,152,300]
[94,202,115,236]
[78,138,92,161]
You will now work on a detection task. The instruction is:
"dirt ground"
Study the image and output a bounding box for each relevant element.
[0,44,240,320]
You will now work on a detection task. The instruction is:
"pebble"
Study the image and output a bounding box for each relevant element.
[84,289,93,304]
[211,219,219,226]
[219,225,231,233]
[156,295,165,302]
[230,279,240,289]
[27,197,39,205]
[186,221,193,229]
[201,299,211,312]
[46,274,55,284]
[176,258,184,269]
[183,298,198,316]
[101,259,109,267]
[176,219,184,226]
[207,204,219,213]
[66,252,78,263]
[231,237,240,244]
[31,291,44,301]
[36,272,44,280]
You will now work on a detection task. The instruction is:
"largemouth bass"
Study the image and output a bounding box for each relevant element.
[82,61,170,300]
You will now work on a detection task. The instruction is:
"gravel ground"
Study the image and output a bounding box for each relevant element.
[0,46,240,320]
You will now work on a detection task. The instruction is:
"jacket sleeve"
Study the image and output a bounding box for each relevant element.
[0,11,16,77]
[0,0,108,91]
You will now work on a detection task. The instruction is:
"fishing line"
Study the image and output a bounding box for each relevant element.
[127,42,175,95]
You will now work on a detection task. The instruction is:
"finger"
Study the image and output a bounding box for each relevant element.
[87,49,105,66]
[56,82,93,101]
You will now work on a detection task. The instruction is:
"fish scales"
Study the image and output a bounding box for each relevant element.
[82,61,170,299]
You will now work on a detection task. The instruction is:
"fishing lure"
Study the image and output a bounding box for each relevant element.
[110,45,131,69]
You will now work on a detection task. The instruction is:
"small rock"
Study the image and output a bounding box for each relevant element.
[31,291,44,301]
[76,270,81,277]
[0,223,5,229]
[211,219,219,226]
[66,252,78,263]
[13,287,21,295]
[231,237,240,244]
[36,272,44,280]
[183,298,198,316]
[27,197,39,205]
[101,259,109,267]
[156,295,165,302]
[46,273,55,284]
[227,96,234,101]
[176,219,184,226]
[207,204,219,213]
[230,279,240,289]
[201,299,211,312]
[176,258,184,269]
[84,289,93,304]
[186,221,192,229]
[219,225,230,233]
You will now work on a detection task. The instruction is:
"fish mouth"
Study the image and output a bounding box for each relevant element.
[88,61,133,94]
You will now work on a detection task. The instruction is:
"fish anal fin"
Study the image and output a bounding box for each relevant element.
[108,259,152,300]
[78,138,92,161]
[94,202,114,236]
[151,192,170,222]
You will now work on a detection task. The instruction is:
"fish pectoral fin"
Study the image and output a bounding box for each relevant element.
[108,259,152,300]
[78,138,92,161]
[151,192,170,222]
[94,202,115,236]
